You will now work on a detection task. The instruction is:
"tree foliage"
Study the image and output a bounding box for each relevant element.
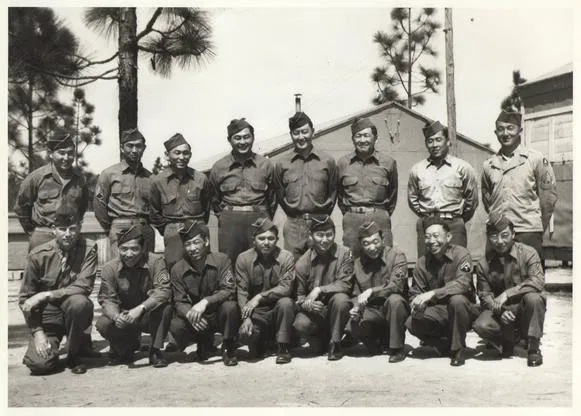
[501,70,527,113]
[371,8,442,108]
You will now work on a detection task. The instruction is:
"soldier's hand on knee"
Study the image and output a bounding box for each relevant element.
[33,331,52,360]
[189,300,208,324]
[242,295,261,319]
[311,300,325,313]
[115,313,129,328]
[306,287,321,302]
[193,318,209,332]
[21,292,51,313]
[494,292,508,309]
[357,289,373,307]
[239,318,254,337]
[302,299,314,312]
[500,310,516,325]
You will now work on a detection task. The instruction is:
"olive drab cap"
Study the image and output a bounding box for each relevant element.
[358,221,381,239]
[121,128,145,144]
[227,118,254,138]
[289,112,313,131]
[422,216,448,231]
[496,110,522,126]
[251,217,278,237]
[164,133,189,151]
[117,225,143,245]
[350,117,375,136]
[179,220,209,241]
[486,210,514,235]
[47,130,75,151]
[422,120,446,139]
[310,214,335,232]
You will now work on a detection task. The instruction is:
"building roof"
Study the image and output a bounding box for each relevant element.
[520,62,573,87]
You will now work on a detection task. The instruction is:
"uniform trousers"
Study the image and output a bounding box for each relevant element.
[348,294,410,349]
[342,210,393,258]
[416,217,466,257]
[293,293,351,343]
[405,294,478,352]
[23,294,94,374]
[283,217,312,260]
[96,304,172,357]
[169,301,241,351]
[218,210,268,265]
[109,218,155,259]
[239,297,295,345]
[473,292,546,343]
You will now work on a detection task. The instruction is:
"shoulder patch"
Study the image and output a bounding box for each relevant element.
[543,157,549,166]
[157,270,170,284]
[460,261,472,273]
[223,269,235,286]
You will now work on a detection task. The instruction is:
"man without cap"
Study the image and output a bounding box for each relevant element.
[473,212,546,367]
[481,110,557,260]
[15,129,89,251]
[274,111,338,259]
[94,128,155,259]
[168,220,240,366]
[150,133,211,271]
[338,117,398,258]
[405,217,478,366]
[408,121,479,256]
[209,118,277,265]
[19,204,97,375]
[96,226,172,367]
[348,221,409,363]
[235,218,295,364]
[292,215,354,361]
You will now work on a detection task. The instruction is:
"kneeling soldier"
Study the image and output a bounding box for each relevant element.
[168,221,240,366]
[19,204,97,375]
[293,215,353,361]
[235,218,296,364]
[473,212,546,367]
[405,217,478,367]
[348,221,409,363]
[96,226,172,367]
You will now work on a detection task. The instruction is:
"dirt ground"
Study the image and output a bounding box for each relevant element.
[6,271,572,407]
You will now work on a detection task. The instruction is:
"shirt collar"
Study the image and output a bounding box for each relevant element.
[426,155,452,168]
[182,253,218,274]
[166,166,195,181]
[427,245,454,265]
[251,246,281,265]
[118,253,150,272]
[349,150,379,164]
[228,152,257,169]
[310,243,338,261]
[120,159,145,173]
[291,147,320,162]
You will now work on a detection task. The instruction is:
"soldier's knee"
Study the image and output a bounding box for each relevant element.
[24,353,59,375]
[276,297,294,311]
[65,295,93,315]
[522,292,544,307]
[447,295,470,310]
[95,315,114,336]
[293,314,314,336]
[386,294,406,308]
[329,293,351,309]
[221,300,240,316]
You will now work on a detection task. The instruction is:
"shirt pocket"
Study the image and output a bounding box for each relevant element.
[37,186,60,213]
[282,172,301,201]
[186,184,202,201]
[219,178,240,195]
[342,176,359,187]
[111,181,132,195]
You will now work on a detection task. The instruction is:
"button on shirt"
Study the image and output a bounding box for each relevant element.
[235,247,295,308]
[337,150,398,215]
[93,161,152,231]
[97,253,171,320]
[274,148,338,217]
[209,152,277,217]
[14,164,89,233]
[353,247,408,304]
[410,244,474,302]
[476,242,545,312]
[19,238,98,333]
[408,155,479,220]
[170,252,235,319]
[149,167,211,232]
[295,244,354,305]
[481,146,557,233]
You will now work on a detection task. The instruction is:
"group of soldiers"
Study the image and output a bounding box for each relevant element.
[15,108,557,376]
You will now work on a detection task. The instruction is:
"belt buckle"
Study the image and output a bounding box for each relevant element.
[302,213,312,221]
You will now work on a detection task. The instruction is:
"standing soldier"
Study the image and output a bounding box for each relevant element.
[481,110,557,260]
[235,218,295,364]
[209,118,277,265]
[94,128,154,258]
[408,120,479,256]
[19,204,97,375]
[150,133,211,271]
[348,221,409,363]
[168,221,240,366]
[96,226,172,368]
[338,117,398,257]
[15,130,89,251]
[292,215,353,361]
[405,217,479,367]
[473,212,546,367]
[274,111,338,259]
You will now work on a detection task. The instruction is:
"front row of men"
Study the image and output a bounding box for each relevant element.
[19,204,546,375]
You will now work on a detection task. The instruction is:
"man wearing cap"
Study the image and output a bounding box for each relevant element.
[338,117,398,257]
[94,128,155,258]
[292,215,353,361]
[15,129,89,251]
[481,110,557,260]
[168,220,240,366]
[348,221,409,363]
[405,217,478,367]
[96,226,172,367]
[19,204,97,375]
[274,111,338,259]
[235,218,295,364]
[209,118,277,265]
[408,120,479,256]
[150,133,211,270]
[472,212,546,367]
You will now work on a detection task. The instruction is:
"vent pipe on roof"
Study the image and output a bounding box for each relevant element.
[294,94,302,113]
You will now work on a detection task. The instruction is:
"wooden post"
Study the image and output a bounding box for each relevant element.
[444,8,457,156]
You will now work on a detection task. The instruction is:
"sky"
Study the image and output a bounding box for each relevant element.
[8,3,575,174]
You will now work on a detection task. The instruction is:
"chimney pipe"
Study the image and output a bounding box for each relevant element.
[294,93,302,113]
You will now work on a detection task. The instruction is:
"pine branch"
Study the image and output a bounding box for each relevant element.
[136,7,163,41]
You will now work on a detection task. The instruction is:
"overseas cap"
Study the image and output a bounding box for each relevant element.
[227,118,254,138]
[164,133,189,151]
[289,112,313,131]
[351,117,375,136]
[179,220,209,241]
[422,120,446,139]
[496,110,522,126]
[358,221,382,239]
[251,217,278,237]
[422,216,449,232]
[310,214,335,232]
[121,128,145,144]
[47,130,75,151]
[486,211,514,235]
[117,226,143,245]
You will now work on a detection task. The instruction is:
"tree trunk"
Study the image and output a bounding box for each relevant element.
[27,78,34,174]
[445,8,457,156]
[117,7,138,149]
[407,8,412,109]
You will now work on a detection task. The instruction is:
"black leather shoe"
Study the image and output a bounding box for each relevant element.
[196,341,212,362]
[67,357,87,374]
[388,348,406,363]
[327,342,343,361]
[149,348,168,368]
[362,337,381,356]
[222,349,238,366]
[527,349,543,367]
[164,342,180,353]
[276,343,291,364]
[340,333,358,349]
[450,348,466,367]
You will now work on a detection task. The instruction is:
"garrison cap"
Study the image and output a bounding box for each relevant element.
[422,216,449,232]
[164,133,189,151]
[179,220,209,241]
[117,226,143,246]
[310,214,335,232]
[54,204,81,226]
[496,110,522,126]
[121,128,145,144]
[351,117,375,136]
[486,211,514,235]
[227,118,254,138]
[289,111,313,131]
[47,130,75,151]
[422,120,446,139]
[358,221,382,239]
[251,217,278,237]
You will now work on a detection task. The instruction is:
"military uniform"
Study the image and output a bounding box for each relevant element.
[96,253,172,358]
[19,238,97,374]
[293,244,353,345]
